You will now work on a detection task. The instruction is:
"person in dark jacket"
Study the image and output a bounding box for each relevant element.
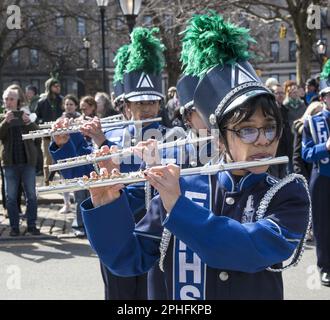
[292,101,323,181]
[35,77,63,185]
[0,87,40,236]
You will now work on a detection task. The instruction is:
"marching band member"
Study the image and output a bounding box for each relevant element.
[49,29,185,300]
[302,59,330,287]
[81,13,310,300]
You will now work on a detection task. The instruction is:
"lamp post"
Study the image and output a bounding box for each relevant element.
[117,0,142,33]
[83,37,91,69]
[96,0,109,92]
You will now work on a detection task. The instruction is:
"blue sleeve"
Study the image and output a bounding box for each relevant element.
[49,133,94,179]
[302,119,330,163]
[81,193,161,276]
[124,183,146,214]
[163,179,309,273]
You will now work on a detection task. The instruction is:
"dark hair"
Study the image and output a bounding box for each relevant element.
[218,94,283,143]
[25,85,38,95]
[63,94,79,107]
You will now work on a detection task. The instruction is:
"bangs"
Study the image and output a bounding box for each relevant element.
[218,94,283,140]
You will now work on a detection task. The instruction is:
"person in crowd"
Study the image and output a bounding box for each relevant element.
[304,78,319,106]
[0,87,40,236]
[283,80,306,132]
[265,77,279,89]
[25,85,40,113]
[302,59,330,287]
[78,96,97,120]
[25,85,43,175]
[35,77,63,186]
[161,86,180,128]
[95,92,117,118]
[293,101,323,180]
[269,83,293,177]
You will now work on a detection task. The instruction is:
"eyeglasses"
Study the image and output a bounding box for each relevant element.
[225,125,278,144]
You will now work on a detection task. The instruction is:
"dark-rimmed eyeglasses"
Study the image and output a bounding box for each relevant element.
[225,125,279,144]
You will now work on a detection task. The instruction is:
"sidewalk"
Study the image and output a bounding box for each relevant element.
[0,175,79,241]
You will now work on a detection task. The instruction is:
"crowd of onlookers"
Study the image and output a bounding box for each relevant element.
[0,74,324,238]
[0,77,118,237]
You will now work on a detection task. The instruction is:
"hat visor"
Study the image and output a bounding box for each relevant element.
[127,94,162,102]
[221,89,273,117]
[320,87,330,95]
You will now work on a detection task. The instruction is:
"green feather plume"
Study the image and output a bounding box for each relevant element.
[321,59,330,80]
[113,44,131,84]
[181,12,256,77]
[126,27,165,75]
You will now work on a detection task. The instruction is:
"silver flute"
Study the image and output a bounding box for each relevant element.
[38,114,124,129]
[48,136,214,172]
[22,117,162,140]
[37,156,289,195]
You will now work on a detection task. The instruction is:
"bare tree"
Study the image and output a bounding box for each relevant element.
[225,0,329,85]
[0,0,96,91]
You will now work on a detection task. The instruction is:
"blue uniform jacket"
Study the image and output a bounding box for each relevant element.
[81,171,309,300]
[302,109,330,177]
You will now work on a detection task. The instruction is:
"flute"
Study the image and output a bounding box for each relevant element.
[38,114,124,129]
[22,117,162,140]
[48,136,214,172]
[37,156,289,195]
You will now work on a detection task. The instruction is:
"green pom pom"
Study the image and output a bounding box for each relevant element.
[321,59,330,80]
[181,12,256,77]
[113,44,131,84]
[126,27,165,75]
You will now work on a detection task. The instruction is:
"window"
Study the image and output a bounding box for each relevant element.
[143,15,153,27]
[270,41,279,62]
[11,49,20,66]
[27,14,37,29]
[56,15,65,36]
[77,17,86,36]
[30,49,39,66]
[289,41,297,62]
[289,73,296,81]
[164,14,173,31]
[269,74,279,81]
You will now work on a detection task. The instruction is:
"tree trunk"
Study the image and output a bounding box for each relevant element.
[295,31,314,86]
[290,2,316,86]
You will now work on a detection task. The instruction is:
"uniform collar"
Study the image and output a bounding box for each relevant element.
[128,121,160,136]
[217,170,267,192]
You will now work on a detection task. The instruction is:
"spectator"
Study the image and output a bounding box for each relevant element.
[58,94,81,215]
[283,80,306,131]
[269,84,293,177]
[161,86,179,128]
[78,96,97,120]
[95,92,117,118]
[0,87,40,236]
[25,85,40,113]
[292,101,323,180]
[35,77,63,185]
[304,78,319,106]
[265,77,279,89]
[61,94,81,120]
